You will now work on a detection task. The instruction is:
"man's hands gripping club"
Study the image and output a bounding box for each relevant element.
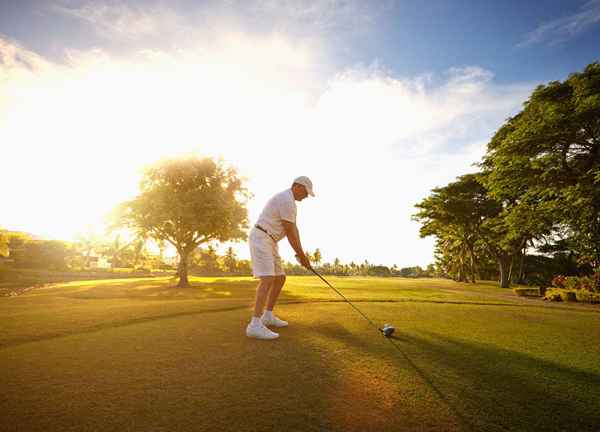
[282,220,312,269]
[295,253,312,269]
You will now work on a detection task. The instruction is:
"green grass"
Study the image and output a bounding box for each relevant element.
[1,276,600,431]
[0,267,172,296]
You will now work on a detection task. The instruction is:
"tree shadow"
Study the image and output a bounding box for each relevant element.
[314,327,600,432]
[59,278,260,301]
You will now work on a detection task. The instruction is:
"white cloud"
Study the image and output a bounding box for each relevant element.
[0,33,532,267]
[519,0,600,47]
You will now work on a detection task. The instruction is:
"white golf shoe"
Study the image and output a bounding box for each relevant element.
[261,314,289,328]
[246,323,279,340]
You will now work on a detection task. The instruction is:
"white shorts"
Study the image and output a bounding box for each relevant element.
[249,227,285,278]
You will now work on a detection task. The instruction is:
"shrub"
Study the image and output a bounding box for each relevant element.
[513,287,540,297]
[544,288,578,302]
[575,289,600,304]
[369,266,392,277]
[564,276,581,290]
[593,271,600,293]
[551,275,566,288]
[578,276,593,291]
[135,266,152,273]
[544,288,563,302]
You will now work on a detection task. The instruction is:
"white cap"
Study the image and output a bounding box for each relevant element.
[293,176,315,197]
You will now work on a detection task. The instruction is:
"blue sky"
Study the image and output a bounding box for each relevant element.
[1,0,599,266]
[3,0,599,82]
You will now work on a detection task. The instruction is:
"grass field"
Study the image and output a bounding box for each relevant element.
[1,276,600,431]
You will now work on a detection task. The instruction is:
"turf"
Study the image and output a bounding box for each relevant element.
[1,276,600,431]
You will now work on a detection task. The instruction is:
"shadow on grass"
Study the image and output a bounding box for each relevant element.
[413,332,600,432]
[58,278,260,300]
[321,327,600,432]
[310,322,476,431]
[1,280,318,348]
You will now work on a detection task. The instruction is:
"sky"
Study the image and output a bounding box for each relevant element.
[1,0,600,267]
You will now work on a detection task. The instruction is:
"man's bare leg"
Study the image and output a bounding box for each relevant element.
[265,275,286,312]
[253,276,274,317]
[246,276,279,339]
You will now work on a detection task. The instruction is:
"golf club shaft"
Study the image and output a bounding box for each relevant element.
[309,267,380,331]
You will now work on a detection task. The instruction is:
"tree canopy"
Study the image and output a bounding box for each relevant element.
[414,62,600,287]
[117,156,249,287]
[482,62,600,269]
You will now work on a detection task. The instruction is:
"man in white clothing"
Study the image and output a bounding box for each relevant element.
[246,176,314,340]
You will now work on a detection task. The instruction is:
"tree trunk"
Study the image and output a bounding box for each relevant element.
[498,255,511,288]
[468,244,477,283]
[177,251,190,287]
[517,246,526,284]
[85,248,91,269]
[457,252,467,282]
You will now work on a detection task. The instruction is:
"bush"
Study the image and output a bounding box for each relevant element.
[593,271,600,293]
[513,287,540,297]
[134,266,152,273]
[580,277,593,291]
[551,275,567,288]
[564,276,581,290]
[368,266,392,277]
[12,240,70,270]
[544,288,563,302]
[544,288,578,302]
[575,289,600,303]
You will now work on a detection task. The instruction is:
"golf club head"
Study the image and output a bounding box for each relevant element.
[381,324,395,338]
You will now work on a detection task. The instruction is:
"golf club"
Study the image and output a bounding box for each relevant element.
[300,258,395,338]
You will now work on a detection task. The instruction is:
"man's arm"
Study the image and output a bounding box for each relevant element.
[282,220,311,269]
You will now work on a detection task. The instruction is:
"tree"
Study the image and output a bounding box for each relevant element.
[223,247,237,274]
[482,62,600,270]
[5,231,31,258]
[237,259,252,275]
[117,157,249,287]
[192,244,221,275]
[313,248,322,267]
[414,174,500,283]
[369,265,391,277]
[12,240,71,270]
[75,227,103,269]
[133,237,149,268]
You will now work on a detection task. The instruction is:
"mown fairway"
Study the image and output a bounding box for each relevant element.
[1,276,600,432]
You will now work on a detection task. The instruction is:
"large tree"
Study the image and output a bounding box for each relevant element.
[117,157,249,287]
[482,62,600,270]
[414,174,500,283]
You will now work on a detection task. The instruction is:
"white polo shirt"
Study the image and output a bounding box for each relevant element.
[256,189,297,242]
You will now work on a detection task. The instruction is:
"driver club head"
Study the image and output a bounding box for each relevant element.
[380,324,395,338]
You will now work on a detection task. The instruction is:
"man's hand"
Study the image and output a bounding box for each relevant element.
[296,253,312,270]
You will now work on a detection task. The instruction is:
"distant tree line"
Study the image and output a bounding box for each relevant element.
[413,62,600,288]
[0,230,434,279]
[0,229,167,272]
[282,248,437,278]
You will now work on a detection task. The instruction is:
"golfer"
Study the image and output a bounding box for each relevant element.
[246,176,314,340]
